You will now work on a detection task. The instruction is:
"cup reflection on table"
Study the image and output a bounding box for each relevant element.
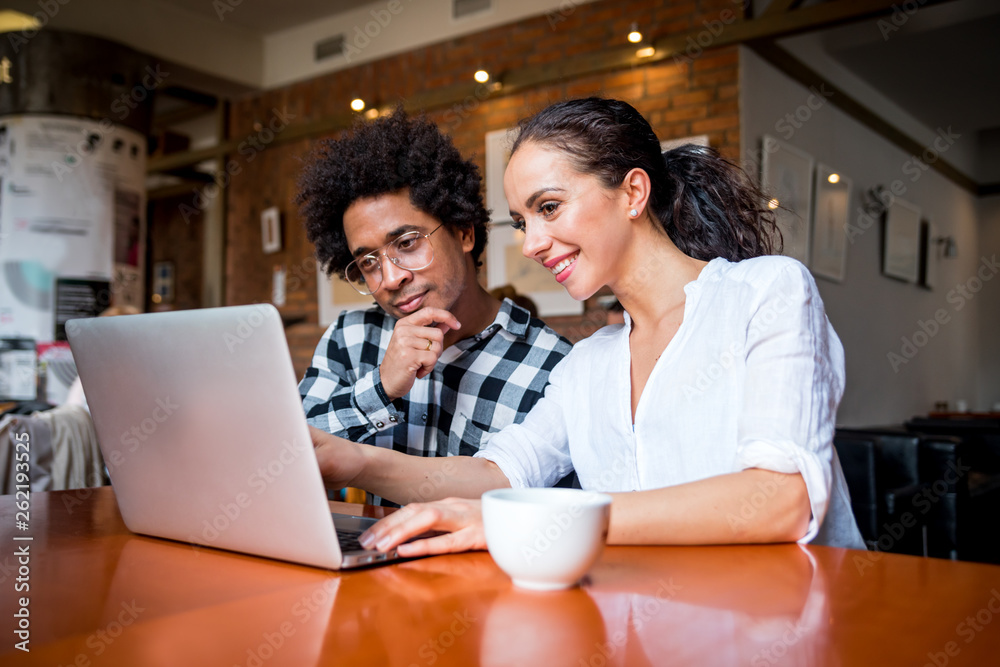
[479,587,607,667]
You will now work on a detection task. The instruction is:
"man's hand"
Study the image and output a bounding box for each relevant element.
[359,498,486,557]
[379,307,461,400]
[309,426,368,489]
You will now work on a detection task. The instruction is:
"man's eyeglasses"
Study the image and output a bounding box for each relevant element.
[344,224,443,295]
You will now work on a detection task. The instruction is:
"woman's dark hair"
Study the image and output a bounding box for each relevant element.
[296,107,490,276]
[510,98,780,261]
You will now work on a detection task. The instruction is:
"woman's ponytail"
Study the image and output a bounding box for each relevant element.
[657,144,780,261]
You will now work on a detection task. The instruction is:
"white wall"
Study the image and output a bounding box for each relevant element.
[741,46,998,426]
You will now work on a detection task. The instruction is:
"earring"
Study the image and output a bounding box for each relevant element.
[629,209,638,217]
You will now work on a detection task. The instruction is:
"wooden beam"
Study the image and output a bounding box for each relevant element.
[148,143,236,173]
[147,181,203,200]
[759,0,807,19]
[748,40,978,194]
[147,110,359,172]
[981,183,1000,197]
[161,167,215,183]
[160,86,218,109]
[152,102,218,131]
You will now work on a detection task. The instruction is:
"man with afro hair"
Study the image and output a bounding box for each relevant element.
[297,108,572,505]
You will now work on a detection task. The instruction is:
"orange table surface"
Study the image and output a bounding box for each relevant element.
[3,486,1000,666]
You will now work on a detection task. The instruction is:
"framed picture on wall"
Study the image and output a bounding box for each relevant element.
[152,261,174,304]
[760,135,814,266]
[810,164,851,283]
[261,206,282,254]
[484,127,582,316]
[918,219,936,290]
[485,127,517,224]
[317,261,375,326]
[659,134,709,152]
[882,198,921,283]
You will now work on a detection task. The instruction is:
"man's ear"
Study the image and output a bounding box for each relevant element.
[456,224,476,253]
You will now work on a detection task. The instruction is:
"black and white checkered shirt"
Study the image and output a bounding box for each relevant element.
[299,298,572,503]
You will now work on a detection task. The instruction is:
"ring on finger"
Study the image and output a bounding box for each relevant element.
[425,339,433,351]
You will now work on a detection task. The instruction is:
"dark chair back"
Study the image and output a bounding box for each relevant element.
[832,435,878,547]
[835,428,926,556]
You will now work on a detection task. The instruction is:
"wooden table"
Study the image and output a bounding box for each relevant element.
[3,487,1000,666]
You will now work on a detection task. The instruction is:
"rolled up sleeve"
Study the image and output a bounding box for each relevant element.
[734,263,845,543]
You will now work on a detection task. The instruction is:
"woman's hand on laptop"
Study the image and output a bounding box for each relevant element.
[309,426,367,489]
[359,498,486,557]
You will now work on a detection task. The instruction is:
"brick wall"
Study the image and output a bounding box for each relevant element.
[224,0,741,380]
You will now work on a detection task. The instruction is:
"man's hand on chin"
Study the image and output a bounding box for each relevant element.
[379,306,461,400]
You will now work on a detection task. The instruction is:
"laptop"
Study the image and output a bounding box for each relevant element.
[67,303,407,570]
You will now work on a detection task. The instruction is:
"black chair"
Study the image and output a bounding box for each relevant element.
[834,429,928,556]
[839,425,1000,564]
[916,436,965,560]
[834,429,927,556]
[905,417,1000,475]
[905,421,1000,564]
[831,435,877,548]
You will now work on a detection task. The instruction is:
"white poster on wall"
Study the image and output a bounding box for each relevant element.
[0,114,146,340]
[760,135,814,266]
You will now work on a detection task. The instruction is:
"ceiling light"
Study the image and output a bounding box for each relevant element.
[350,98,365,112]
[0,10,40,32]
[364,108,379,120]
[768,198,779,210]
[474,70,489,83]
[627,23,642,44]
[828,173,840,184]
[636,46,655,58]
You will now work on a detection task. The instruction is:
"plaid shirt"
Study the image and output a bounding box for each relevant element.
[299,299,572,503]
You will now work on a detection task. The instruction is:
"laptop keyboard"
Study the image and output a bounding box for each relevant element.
[336,529,366,553]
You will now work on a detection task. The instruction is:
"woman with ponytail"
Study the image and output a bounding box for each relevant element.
[311,98,864,553]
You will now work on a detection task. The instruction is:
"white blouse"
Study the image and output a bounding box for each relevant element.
[475,255,865,549]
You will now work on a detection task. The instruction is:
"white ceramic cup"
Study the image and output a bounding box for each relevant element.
[481,488,612,591]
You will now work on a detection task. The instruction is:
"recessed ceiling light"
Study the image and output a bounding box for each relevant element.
[627,22,642,43]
